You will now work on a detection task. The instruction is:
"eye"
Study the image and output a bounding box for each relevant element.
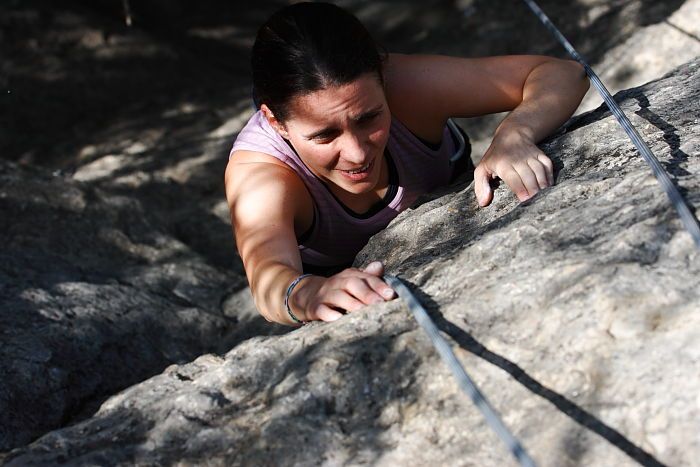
[312,131,339,143]
[357,111,381,125]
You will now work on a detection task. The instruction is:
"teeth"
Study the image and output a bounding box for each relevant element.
[347,162,371,174]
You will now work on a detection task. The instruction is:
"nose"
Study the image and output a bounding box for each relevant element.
[339,132,371,164]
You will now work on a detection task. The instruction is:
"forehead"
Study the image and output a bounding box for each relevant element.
[286,73,385,126]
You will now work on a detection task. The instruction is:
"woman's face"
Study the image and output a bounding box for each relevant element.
[265,73,391,196]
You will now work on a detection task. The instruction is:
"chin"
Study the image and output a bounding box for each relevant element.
[329,176,368,193]
[338,171,380,194]
[347,182,375,194]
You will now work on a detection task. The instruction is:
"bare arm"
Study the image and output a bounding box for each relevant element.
[225,154,309,324]
[475,58,589,205]
[225,152,395,326]
[489,59,589,143]
[385,54,590,205]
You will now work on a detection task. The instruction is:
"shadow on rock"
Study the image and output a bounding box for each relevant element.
[0,162,289,452]
[2,324,422,466]
[398,277,666,467]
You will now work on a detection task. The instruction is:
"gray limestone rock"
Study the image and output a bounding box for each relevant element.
[576,0,700,114]
[3,57,698,466]
[0,162,287,452]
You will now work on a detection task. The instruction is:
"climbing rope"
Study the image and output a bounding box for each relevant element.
[522,0,700,249]
[383,275,538,467]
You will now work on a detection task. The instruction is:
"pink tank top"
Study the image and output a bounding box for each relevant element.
[230,110,458,273]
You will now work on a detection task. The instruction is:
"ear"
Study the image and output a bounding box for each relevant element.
[260,104,289,139]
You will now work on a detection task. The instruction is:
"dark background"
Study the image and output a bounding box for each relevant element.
[1,0,686,168]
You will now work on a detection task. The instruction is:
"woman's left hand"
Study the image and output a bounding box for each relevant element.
[473,130,554,207]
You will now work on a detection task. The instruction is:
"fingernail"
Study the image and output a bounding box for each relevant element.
[382,288,394,298]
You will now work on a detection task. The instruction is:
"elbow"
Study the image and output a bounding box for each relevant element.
[566,59,590,92]
[541,58,589,95]
[578,64,590,93]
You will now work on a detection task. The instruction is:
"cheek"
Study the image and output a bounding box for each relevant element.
[284,133,330,168]
[300,144,338,170]
[370,119,391,145]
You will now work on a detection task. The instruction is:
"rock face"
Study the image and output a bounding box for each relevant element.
[457,0,700,161]
[3,57,698,466]
[0,161,287,452]
[577,0,700,113]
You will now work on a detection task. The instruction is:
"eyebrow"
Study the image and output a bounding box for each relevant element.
[303,104,384,139]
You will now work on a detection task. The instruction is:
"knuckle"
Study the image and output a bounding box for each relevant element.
[495,162,510,174]
[365,285,383,299]
[362,292,378,304]
[497,168,511,180]
[527,157,542,169]
[347,277,364,289]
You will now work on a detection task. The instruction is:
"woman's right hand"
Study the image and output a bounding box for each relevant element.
[291,261,397,322]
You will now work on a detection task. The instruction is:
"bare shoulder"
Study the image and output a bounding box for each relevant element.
[225,150,313,237]
[227,149,290,168]
[225,149,302,193]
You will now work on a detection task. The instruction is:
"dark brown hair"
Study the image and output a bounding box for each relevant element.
[252,2,384,122]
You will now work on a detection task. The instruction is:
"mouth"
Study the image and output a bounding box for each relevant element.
[343,160,372,174]
[339,159,375,181]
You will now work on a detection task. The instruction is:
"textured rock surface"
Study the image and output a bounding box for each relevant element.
[2,0,697,463]
[4,57,698,466]
[457,0,700,160]
[577,0,700,113]
[0,161,287,451]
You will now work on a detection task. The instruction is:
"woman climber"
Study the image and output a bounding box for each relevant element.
[224,2,589,326]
